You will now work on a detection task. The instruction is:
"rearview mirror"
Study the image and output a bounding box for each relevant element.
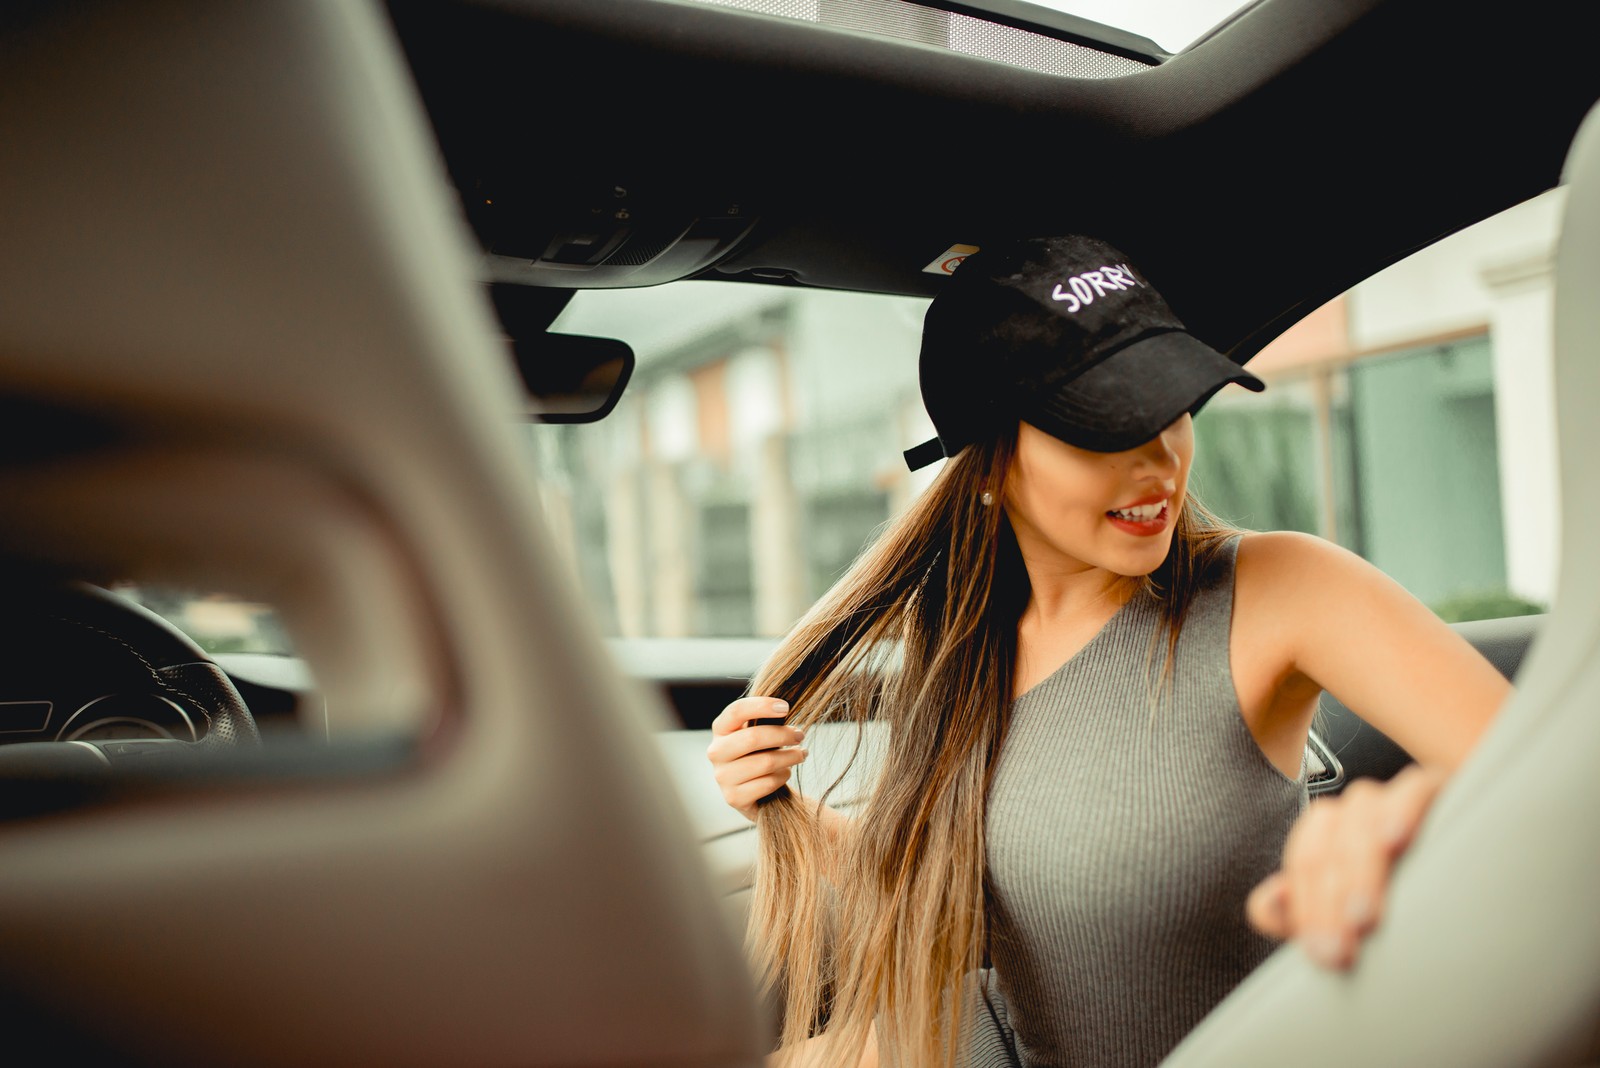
[512,333,633,423]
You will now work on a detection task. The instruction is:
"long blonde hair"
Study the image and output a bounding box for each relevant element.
[749,420,1240,1067]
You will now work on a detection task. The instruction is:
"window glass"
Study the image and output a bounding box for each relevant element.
[534,285,932,639]
[1344,336,1506,606]
[114,585,295,656]
[1189,376,1320,535]
[529,189,1560,634]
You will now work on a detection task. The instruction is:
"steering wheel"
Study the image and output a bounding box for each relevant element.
[0,580,259,770]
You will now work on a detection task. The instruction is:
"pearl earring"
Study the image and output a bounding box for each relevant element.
[980,491,994,507]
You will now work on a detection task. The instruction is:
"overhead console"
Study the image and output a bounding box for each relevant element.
[465,176,758,289]
[383,0,768,289]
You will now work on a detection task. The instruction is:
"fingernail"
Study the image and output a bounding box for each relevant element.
[771,700,789,714]
[1302,933,1343,969]
[1344,893,1373,927]
[793,727,806,740]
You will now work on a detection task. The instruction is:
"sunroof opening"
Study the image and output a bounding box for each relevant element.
[1022,0,1255,53]
[676,0,1258,70]
[680,0,1162,76]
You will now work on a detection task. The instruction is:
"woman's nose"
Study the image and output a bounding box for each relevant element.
[1132,428,1181,475]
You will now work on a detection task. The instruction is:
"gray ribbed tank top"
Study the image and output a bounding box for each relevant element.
[963,534,1308,1067]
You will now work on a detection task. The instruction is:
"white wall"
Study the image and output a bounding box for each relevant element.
[1348,189,1565,351]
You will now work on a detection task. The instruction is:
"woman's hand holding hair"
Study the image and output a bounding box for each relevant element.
[1246,764,1447,970]
[706,695,809,822]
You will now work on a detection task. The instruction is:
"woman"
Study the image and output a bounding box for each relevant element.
[704,235,1510,1068]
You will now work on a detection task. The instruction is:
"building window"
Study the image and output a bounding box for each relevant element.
[1342,335,1507,609]
[1197,332,1524,619]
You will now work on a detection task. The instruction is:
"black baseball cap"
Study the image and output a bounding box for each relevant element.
[903,235,1264,471]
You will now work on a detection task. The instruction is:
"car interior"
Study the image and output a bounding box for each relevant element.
[0,0,1597,1064]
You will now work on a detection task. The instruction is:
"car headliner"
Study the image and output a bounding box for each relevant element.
[388,0,1600,366]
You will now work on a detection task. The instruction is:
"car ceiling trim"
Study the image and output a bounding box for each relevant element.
[397,0,1598,359]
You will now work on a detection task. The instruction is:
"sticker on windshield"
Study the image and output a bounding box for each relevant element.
[923,244,979,275]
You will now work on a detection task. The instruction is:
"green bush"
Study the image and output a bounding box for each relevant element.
[1431,589,1546,623]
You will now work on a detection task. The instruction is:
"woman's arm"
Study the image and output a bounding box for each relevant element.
[1235,531,1513,967]
[1236,530,1510,771]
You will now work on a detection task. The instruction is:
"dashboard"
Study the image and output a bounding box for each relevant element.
[0,582,331,805]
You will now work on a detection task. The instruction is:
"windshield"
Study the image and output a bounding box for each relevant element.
[529,194,1560,640]
[536,284,936,638]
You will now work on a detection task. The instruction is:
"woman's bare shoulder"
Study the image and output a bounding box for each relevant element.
[1228,530,1371,670]
[1230,529,1510,768]
[1234,527,1345,563]
[1233,529,1367,601]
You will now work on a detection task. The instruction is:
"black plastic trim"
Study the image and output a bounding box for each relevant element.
[521,334,635,424]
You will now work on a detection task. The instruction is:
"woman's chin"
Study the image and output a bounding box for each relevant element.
[1102,534,1175,577]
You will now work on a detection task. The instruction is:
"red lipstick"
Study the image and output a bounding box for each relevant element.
[1105,494,1172,537]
